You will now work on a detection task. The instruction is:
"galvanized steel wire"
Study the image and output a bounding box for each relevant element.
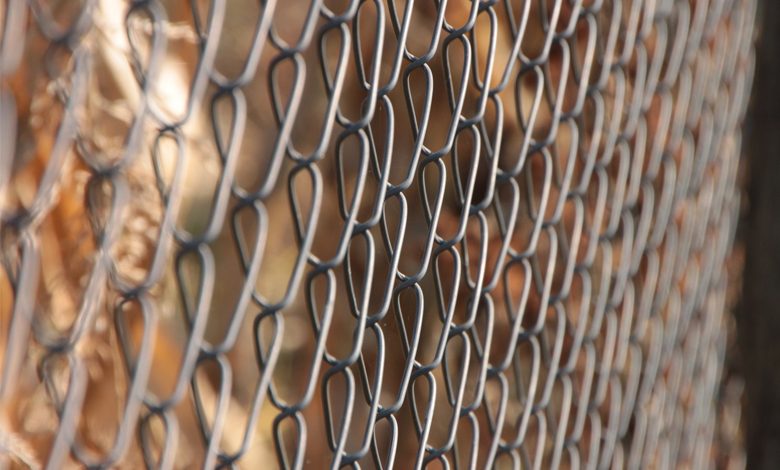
[0,0,757,468]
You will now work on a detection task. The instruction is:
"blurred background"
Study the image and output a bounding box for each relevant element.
[737,1,780,468]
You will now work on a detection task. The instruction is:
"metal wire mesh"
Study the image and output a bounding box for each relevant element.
[0,0,756,468]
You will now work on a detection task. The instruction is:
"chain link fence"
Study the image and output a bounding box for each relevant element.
[0,0,756,468]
